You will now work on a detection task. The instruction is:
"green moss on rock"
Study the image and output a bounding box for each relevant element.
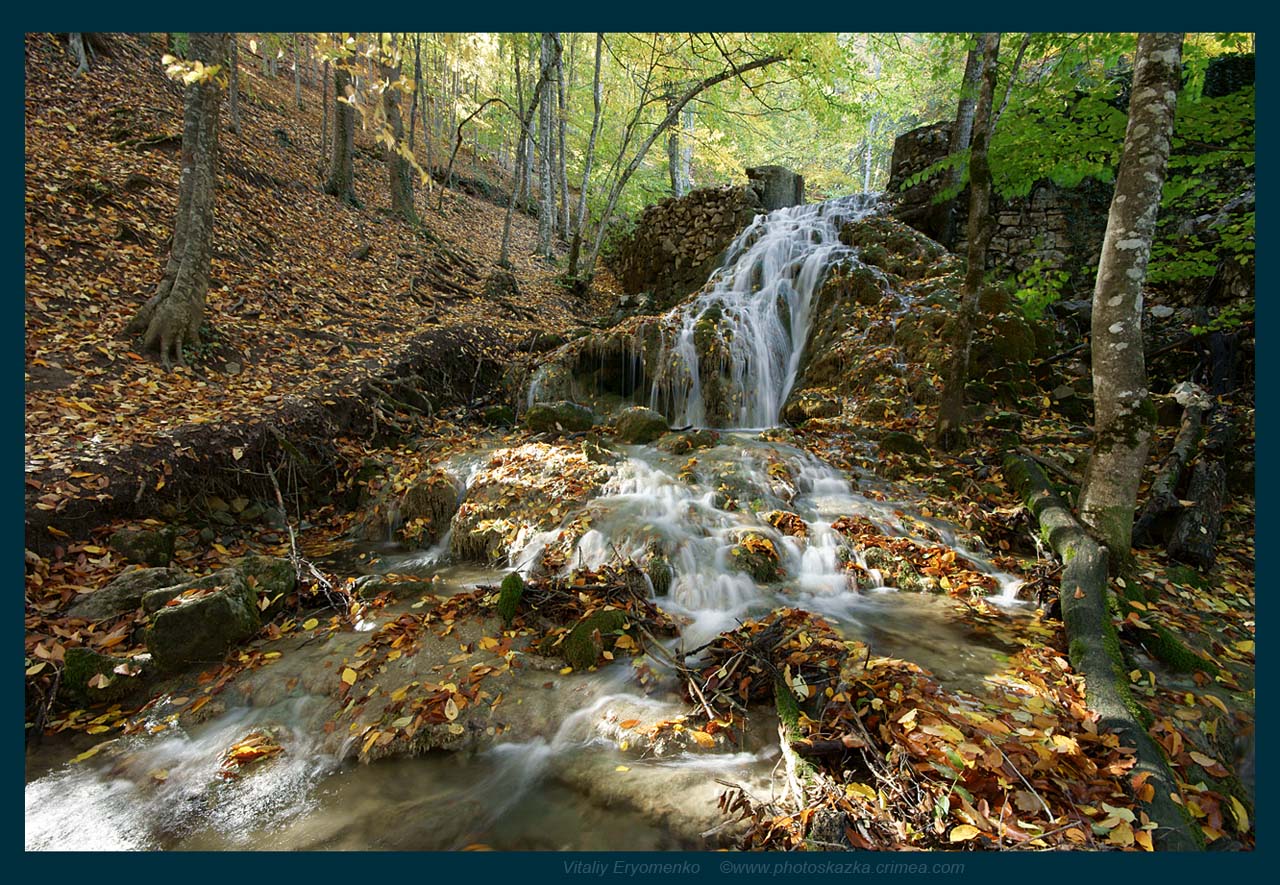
[562,609,630,670]
[496,571,524,626]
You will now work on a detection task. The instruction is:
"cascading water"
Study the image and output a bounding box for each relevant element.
[27,192,1034,851]
[649,194,879,428]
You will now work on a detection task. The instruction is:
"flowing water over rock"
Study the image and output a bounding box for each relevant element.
[27,195,1036,851]
[648,194,879,428]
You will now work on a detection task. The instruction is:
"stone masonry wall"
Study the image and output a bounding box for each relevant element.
[608,184,765,307]
[887,121,1111,294]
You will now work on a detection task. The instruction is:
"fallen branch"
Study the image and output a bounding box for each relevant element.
[1133,390,1206,546]
[1003,452,1200,850]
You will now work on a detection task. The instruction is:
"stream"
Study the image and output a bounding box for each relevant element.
[26,195,1038,851]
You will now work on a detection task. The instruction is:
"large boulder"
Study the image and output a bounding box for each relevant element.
[145,571,261,670]
[66,566,191,621]
[611,406,669,444]
[525,400,595,433]
[59,647,147,705]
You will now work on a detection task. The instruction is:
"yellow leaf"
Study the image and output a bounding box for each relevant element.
[444,697,459,721]
[949,825,981,842]
[1189,751,1221,769]
[618,719,640,729]
[845,782,877,801]
[689,730,715,748]
[70,743,107,764]
[1107,820,1135,847]
[615,765,630,772]
[559,666,574,675]
[25,662,46,676]
[1135,829,1154,851]
[302,618,319,631]
[1229,795,1250,833]
[361,730,381,755]
[341,668,358,685]
[447,723,464,735]
[391,716,413,729]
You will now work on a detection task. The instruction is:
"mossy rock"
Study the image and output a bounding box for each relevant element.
[879,431,929,457]
[646,554,674,597]
[496,571,524,626]
[60,647,147,705]
[525,400,595,433]
[1165,564,1208,590]
[398,470,462,546]
[481,404,517,426]
[730,533,783,583]
[612,406,669,444]
[231,555,296,618]
[562,609,630,670]
[656,429,720,454]
[66,566,191,621]
[109,527,176,567]
[145,573,261,671]
[783,390,842,423]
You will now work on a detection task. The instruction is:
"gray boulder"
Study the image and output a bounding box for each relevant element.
[109,526,176,567]
[145,572,261,670]
[66,566,191,621]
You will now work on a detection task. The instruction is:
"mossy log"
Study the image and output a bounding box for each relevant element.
[1004,453,1200,850]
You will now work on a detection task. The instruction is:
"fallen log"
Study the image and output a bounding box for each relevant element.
[1004,453,1200,850]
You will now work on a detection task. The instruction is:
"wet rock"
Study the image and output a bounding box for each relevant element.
[656,429,719,454]
[562,609,630,670]
[232,555,296,617]
[746,164,805,212]
[480,404,516,426]
[109,526,176,567]
[450,443,613,565]
[66,566,191,621]
[645,554,674,597]
[611,406,669,444]
[59,647,147,705]
[730,532,784,583]
[783,390,842,423]
[496,571,524,625]
[145,571,261,671]
[398,469,463,546]
[525,400,595,433]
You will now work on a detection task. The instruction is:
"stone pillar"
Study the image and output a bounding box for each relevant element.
[745,165,804,211]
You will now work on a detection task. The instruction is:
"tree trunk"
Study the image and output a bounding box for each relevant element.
[1133,385,1209,546]
[681,105,695,190]
[935,32,1000,451]
[567,33,604,280]
[536,33,556,259]
[1078,33,1184,561]
[556,40,571,239]
[381,61,417,225]
[500,34,561,268]
[125,33,229,370]
[293,34,303,109]
[227,37,242,136]
[666,90,683,196]
[324,64,361,207]
[320,57,330,176]
[408,36,421,157]
[69,33,90,76]
[930,38,984,247]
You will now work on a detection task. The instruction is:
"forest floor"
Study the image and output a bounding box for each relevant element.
[24,33,1254,852]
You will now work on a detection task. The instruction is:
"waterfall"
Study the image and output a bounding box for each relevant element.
[649,194,879,429]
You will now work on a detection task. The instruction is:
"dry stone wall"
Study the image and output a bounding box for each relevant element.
[887,121,1111,293]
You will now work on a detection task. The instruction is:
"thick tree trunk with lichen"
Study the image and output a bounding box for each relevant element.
[935,32,999,451]
[380,61,417,225]
[324,65,360,207]
[125,32,229,370]
[1079,33,1183,560]
[927,40,983,247]
[69,33,91,76]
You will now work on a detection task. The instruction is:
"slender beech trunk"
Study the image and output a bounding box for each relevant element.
[409,36,421,157]
[536,33,556,258]
[228,37,242,135]
[320,57,330,174]
[930,38,985,247]
[567,33,604,281]
[1078,33,1184,561]
[293,34,303,108]
[500,34,561,268]
[935,32,1000,451]
[556,40,571,238]
[125,33,229,369]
